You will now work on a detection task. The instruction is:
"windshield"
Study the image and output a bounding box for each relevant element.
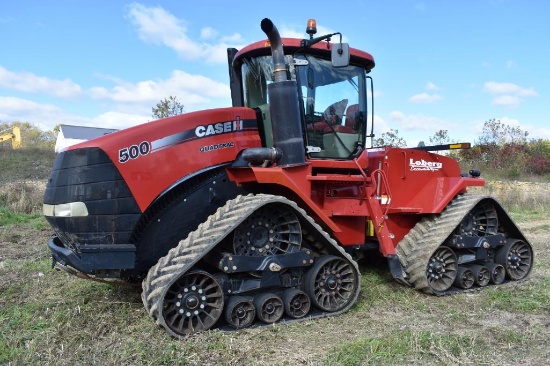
[241,54,367,159]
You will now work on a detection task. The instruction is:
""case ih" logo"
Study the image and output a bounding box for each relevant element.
[195,119,243,137]
[409,158,443,171]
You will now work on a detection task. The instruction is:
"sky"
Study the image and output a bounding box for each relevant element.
[1,0,549,146]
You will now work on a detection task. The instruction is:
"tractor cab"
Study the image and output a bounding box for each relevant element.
[228,19,375,160]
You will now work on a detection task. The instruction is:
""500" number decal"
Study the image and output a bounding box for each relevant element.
[119,141,151,163]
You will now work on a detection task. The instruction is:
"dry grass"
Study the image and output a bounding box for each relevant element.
[1,211,549,365]
[0,181,45,214]
[470,180,550,212]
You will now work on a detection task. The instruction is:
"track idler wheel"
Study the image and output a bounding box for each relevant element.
[426,246,458,293]
[224,296,255,329]
[487,263,506,284]
[254,293,284,324]
[161,271,224,336]
[453,266,475,289]
[305,255,358,312]
[470,265,491,287]
[283,289,311,319]
[495,239,534,281]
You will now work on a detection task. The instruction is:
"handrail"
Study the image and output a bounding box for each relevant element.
[370,168,392,216]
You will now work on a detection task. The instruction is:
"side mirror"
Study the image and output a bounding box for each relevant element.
[332,43,350,67]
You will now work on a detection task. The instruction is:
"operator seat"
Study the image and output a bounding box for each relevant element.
[323,104,358,134]
[307,99,348,134]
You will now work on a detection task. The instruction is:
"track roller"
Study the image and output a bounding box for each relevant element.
[283,289,311,319]
[453,266,475,289]
[487,263,506,285]
[224,296,255,329]
[254,293,284,323]
[470,265,490,287]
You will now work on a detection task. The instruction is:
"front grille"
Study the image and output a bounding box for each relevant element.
[44,147,141,250]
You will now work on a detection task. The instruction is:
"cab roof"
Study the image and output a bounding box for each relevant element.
[233,38,375,71]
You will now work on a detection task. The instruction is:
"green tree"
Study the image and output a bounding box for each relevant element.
[428,129,454,145]
[458,119,550,178]
[374,129,407,147]
[152,96,185,119]
[476,118,528,146]
[0,121,56,149]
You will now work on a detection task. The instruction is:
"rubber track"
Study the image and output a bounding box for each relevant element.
[141,193,360,336]
[396,193,514,295]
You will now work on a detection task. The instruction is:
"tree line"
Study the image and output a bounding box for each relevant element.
[2,98,549,179]
[375,119,550,178]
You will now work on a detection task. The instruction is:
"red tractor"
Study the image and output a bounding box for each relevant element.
[43,18,533,337]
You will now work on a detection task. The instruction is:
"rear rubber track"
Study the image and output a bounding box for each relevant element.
[396,193,529,296]
[142,193,360,336]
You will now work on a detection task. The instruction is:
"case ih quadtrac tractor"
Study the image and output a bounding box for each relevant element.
[43,18,533,337]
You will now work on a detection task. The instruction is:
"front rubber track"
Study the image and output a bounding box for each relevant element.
[395,193,533,296]
[141,193,360,337]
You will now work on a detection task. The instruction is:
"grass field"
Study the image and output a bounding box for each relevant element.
[1,149,549,365]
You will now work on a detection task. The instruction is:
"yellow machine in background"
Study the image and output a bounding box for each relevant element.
[0,127,22,149]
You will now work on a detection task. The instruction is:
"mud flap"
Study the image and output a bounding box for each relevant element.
[388,254,409,286]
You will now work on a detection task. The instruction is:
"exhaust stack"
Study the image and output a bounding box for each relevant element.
[260,18,306,167]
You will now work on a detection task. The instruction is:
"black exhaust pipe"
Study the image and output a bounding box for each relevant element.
[260,18,306,167]
[260,18,287,83]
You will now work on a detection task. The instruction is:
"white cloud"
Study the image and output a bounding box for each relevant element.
[0,96,63,122]
[526,124,550,139]
[0,66,82,98]
[90,111,149,130]
[280,25,304,39]
[426,82,439,91]
[494,117,550,140]
[200,27,218,40]
[491,95,520,108]
[221,33,243,43]
[0,96,84,131]
[368,114,390,134]
[388,111,452,131]
[126,3,244,63]
[0,96,148,131]
[483,81,537,108]
[505,60,516,69]
[89,70,230,107]
[409,92,442,104]
[483,82,537,96]
[409,82,442,104]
